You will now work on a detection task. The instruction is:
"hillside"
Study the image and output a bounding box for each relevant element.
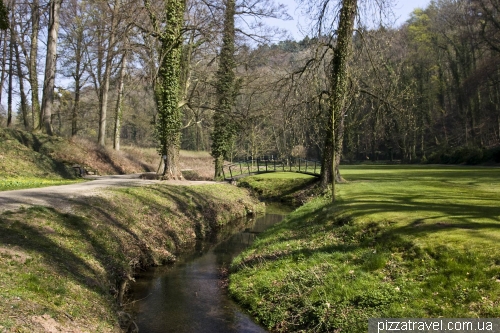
[0,128,215,187]
[0,128,160,179]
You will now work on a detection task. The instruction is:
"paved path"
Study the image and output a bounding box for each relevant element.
[0,174,217,213]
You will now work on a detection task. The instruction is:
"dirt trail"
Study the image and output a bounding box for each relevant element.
[0,174,217,213]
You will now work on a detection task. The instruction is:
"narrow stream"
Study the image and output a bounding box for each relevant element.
[127,205,290,333]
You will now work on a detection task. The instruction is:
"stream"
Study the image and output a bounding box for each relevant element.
[127,205,291,333]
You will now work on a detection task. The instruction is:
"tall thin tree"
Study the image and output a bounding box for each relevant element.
[211,0,237,179]
[40,0,63,135]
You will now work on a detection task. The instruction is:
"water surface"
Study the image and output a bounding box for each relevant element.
[128,207,289,333]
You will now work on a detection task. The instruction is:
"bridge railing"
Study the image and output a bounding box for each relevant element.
[222,157,321,180]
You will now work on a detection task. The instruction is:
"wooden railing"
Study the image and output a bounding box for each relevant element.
[222,157,321,181]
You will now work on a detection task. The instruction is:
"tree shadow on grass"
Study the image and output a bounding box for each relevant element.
[236,186,500,269]
[0,207,108,291]
[342,191,500,223]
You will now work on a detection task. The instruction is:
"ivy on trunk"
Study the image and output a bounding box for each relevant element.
[145,0,185,179]
[320,0,357,201]
[211,0,238,179]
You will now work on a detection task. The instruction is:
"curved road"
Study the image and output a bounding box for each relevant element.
[0,174,216,213]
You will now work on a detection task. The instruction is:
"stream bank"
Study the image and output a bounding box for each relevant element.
[127,204,292,333]
[0,183,263,332]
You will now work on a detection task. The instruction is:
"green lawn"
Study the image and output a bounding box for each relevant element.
[230,166,500,332]
[0,177,85,191]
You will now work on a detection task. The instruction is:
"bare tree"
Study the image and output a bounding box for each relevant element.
[40,0,63,135]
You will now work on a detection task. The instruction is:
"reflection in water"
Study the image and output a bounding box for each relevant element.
[128,210,288,333]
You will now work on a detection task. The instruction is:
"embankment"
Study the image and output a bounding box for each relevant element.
[0,183,263,332]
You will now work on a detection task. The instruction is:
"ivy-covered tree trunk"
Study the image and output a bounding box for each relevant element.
[148,0,185,179]
[211,0,237,179]
[320,0,357,200]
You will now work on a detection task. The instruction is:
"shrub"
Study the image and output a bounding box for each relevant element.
[426,145,499,165]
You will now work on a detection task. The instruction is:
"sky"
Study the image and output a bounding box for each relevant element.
[268,0,432,41]
[393,0,432,24]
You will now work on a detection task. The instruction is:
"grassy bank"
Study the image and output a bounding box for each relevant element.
[0,183,262,332]
[238,172,319,205]
[229,166,500,332]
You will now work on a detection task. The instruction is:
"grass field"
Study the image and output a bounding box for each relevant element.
[230,166,500,332]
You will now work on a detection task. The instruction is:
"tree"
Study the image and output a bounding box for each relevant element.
[40,0,63,135]
[211,0,237,179]
[143,0,186,178]
[113,47,127,150]
[29,0,41,130]
[96,0,120,146]
[317,0,357,200]
[0,0,8,30]
[59,0,92,137]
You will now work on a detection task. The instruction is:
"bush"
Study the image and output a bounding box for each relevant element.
[426,145,499,165]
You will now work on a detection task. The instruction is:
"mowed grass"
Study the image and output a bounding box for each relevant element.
[0,177,85,191]
[229,166,500,332]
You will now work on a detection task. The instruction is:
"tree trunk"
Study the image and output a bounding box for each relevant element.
[162,144,181,178]
[0,29,7,104]
[211,0,237,179]
[145,0,185,180]
[40,0,62,136]
[7,10,13,127]
[98,0,119,147]
[320,0,357,200]
[14,33,29,129]
[72,73,81,136]
[30,0,41,131]
[113,52,127,151]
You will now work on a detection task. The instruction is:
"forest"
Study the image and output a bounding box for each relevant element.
[1,0,500,178]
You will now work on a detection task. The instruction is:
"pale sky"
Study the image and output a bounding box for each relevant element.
[393,0,432,25]
[267,0,433,40]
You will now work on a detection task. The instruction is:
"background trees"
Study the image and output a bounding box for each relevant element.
[0,0,499,177]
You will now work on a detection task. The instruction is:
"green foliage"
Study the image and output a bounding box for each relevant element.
[427,146,500,165]
[152,0,185,158]
[211,0,238,177]
[0,1,8,30]
[230,166,500,332]
[407,8,433,45]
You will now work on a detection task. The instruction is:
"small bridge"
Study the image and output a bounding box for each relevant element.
[222,157,321,181]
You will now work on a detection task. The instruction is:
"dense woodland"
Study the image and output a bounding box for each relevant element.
[1,0,500,178]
